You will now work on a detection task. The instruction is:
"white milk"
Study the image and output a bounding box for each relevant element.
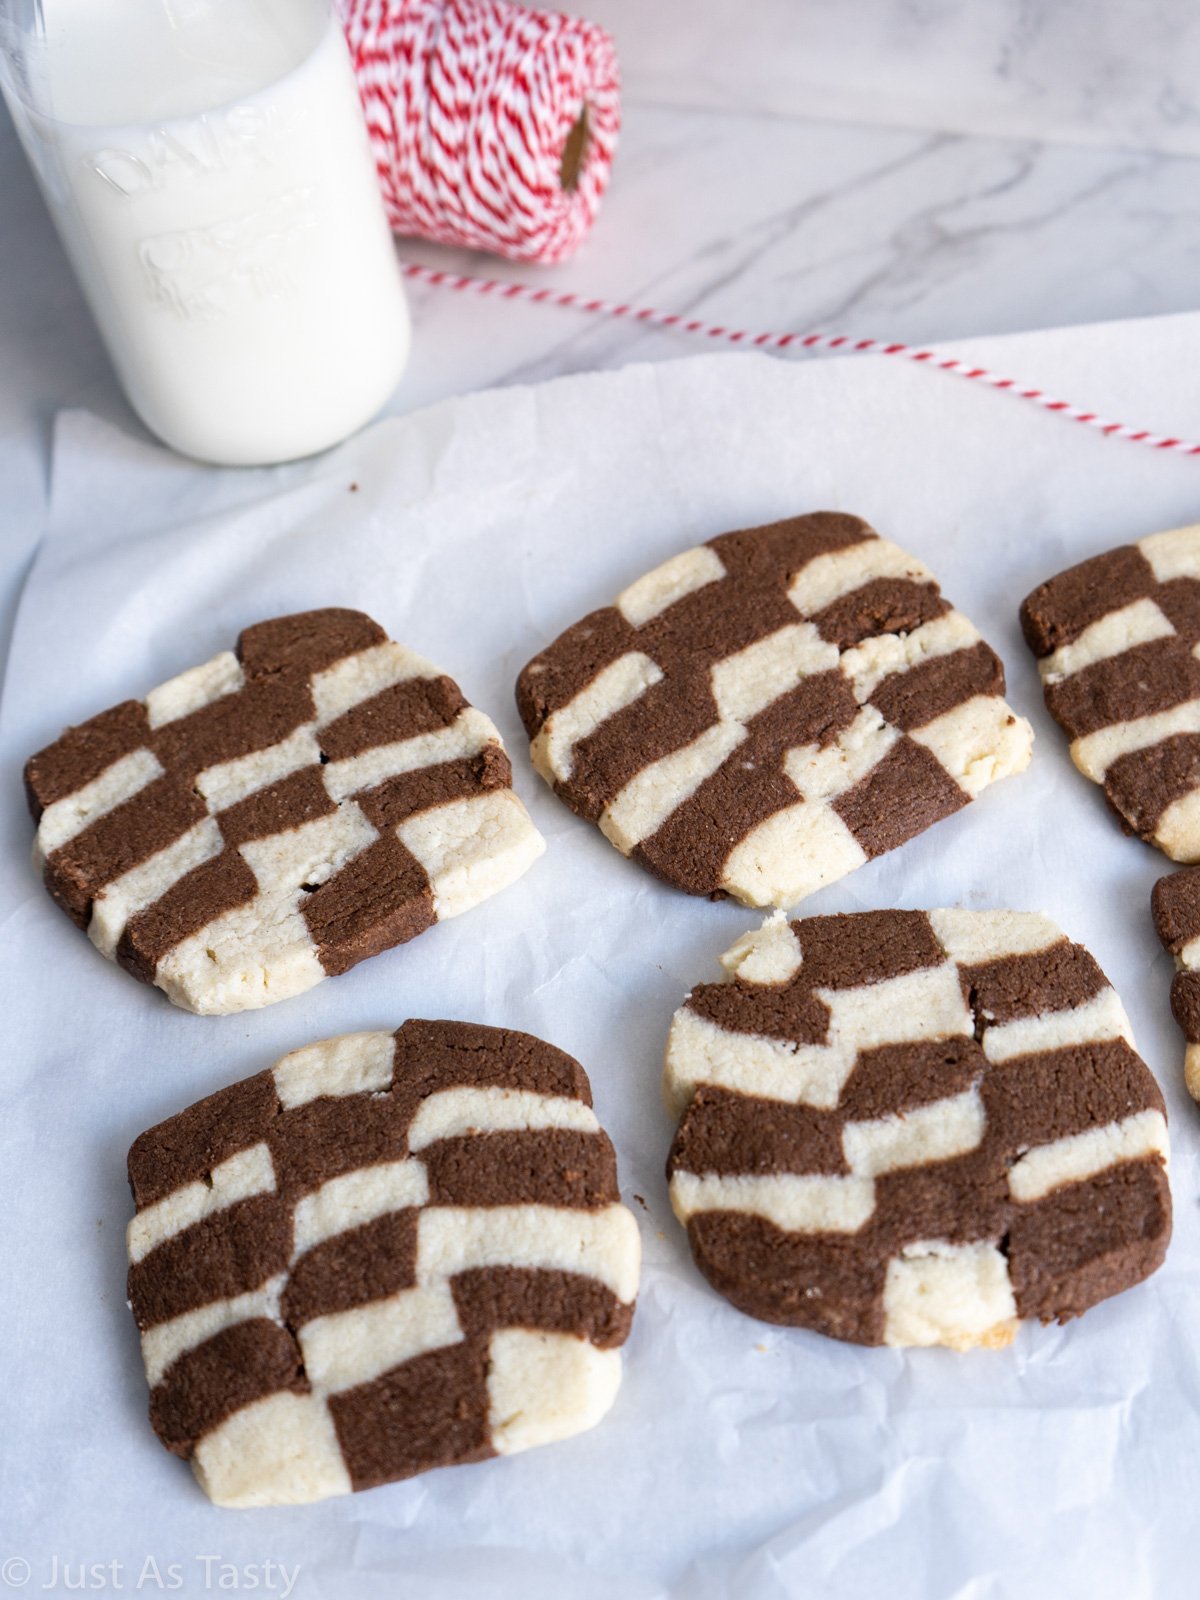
[2,0,410,464]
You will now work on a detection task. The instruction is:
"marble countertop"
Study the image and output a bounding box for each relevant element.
[2,0,1200,655]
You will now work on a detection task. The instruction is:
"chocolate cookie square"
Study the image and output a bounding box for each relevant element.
[1021,522,1200,857]
[517,514,1032,907]
[1151,866,1200,1101]
[25,610,544,1013]
[126,1021,640,1505]
[664,909,1170,1348]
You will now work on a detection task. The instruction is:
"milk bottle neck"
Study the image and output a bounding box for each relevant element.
[1,0,329,127]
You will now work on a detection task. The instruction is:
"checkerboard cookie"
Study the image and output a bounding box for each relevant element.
[24,610,544,1013]
[1021,522,1200,857]
[664,909,1170,1348]
[517,514,1032,907]
[1151,867,1200,1101]
[126,1021,640,1506]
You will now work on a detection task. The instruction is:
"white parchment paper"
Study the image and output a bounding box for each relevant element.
[3,324,1200,1599]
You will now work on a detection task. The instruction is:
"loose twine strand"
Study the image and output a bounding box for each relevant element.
[339,0,1199,459]
[400,262,1200,459]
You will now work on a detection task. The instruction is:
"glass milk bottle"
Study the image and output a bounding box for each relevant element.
[0,0,410,465]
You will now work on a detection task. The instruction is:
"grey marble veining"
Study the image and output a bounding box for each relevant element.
[572,0,1200,157]
[395,103,1200,399]
[2,0,1200,658]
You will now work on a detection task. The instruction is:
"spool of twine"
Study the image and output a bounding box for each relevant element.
[342,0,621,264]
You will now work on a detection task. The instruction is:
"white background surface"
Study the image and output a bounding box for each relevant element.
[7,0,1200,660]
[1,328,1199,1597]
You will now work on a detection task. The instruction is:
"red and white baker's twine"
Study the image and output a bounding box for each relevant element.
[343,0,619,264]
[338,0,1196,457]
[399,263,1200,459]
